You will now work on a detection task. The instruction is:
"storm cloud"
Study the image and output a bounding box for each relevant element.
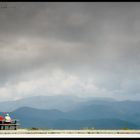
[0,2,140,101]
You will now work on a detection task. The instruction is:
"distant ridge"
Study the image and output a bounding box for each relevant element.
[1,95,140,129]
[0,95,116,112]
[6,106,140,129]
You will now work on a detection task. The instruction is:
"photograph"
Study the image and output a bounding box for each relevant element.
[0,1,140,138]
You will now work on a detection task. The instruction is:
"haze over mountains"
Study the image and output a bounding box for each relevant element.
[0,95,90,112]
[0,95,140,129]
[0,95,116,112]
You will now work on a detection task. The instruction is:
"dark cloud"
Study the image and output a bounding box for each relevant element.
[0,2,140,101]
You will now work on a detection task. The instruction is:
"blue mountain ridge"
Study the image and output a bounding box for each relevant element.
[0,96,140,129]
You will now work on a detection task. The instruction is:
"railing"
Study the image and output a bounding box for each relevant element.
[0,119,20,130]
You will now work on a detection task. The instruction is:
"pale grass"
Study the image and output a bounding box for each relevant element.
[1,129,140,134]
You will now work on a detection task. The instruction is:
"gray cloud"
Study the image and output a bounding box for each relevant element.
[0,2,140,101]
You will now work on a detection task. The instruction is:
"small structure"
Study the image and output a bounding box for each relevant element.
[0,119,20,130]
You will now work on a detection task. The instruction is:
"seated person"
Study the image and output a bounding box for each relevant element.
[0,115,4,123]
[2,113,12,130]
[4,113,12,124]
[0,115,4,130]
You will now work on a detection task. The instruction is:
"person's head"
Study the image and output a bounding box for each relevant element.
[6,113,9,116]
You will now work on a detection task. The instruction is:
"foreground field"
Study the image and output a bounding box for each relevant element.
[1,129,140,137]
[1,129,140,134]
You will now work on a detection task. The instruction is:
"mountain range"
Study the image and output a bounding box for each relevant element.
[0,95,140,129]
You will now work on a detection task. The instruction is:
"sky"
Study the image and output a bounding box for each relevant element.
[0,2,140,102]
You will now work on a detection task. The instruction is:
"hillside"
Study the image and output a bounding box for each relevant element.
[1,96,140,129]
[7,105,140,129]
